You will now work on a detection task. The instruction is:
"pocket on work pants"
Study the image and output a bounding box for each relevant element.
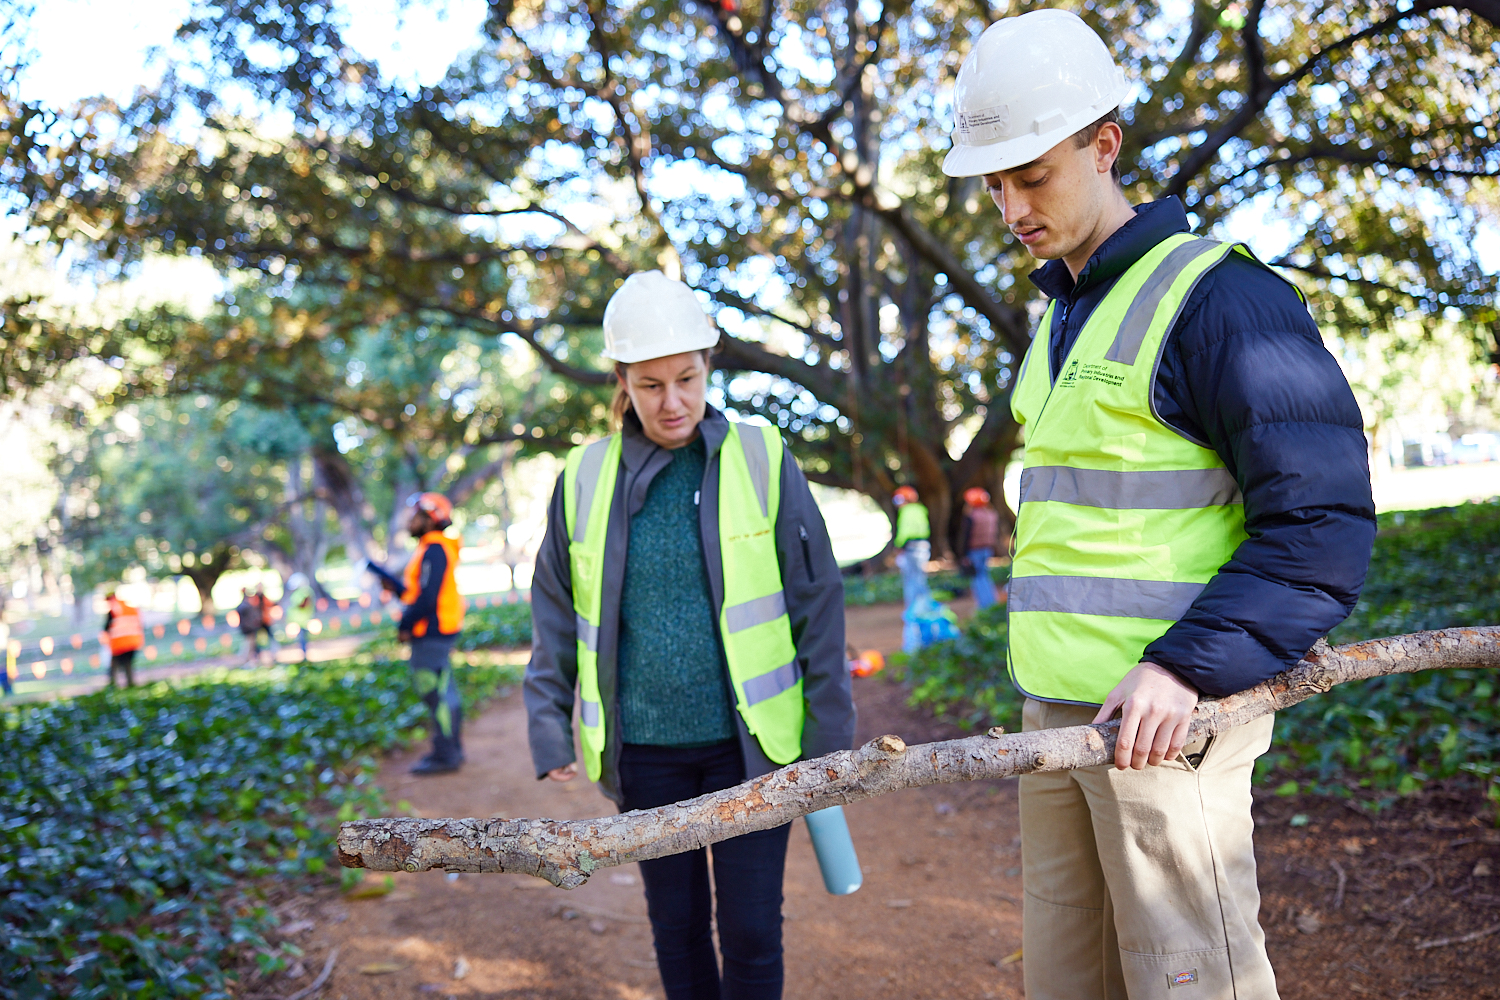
[1118,946,1233,999]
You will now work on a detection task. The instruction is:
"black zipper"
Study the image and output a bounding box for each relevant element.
[798,525,815,584]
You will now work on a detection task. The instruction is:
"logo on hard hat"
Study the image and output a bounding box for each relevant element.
[956,105,1010,144]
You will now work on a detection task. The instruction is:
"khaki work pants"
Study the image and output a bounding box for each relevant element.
[1019,699,1279,1000]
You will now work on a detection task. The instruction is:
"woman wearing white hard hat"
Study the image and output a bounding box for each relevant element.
[943,9,1372,1000]
[524,271,855,1000]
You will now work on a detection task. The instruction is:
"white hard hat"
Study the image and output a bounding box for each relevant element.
[942,9,1129,178]
[601,271,720,364]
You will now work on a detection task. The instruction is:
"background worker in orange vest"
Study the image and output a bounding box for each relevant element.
[102,591,145,688]
[957,488,1002,610]
[370,492,467,775]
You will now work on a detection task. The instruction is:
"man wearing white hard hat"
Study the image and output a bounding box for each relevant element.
[524,271,855,999]
[942,9,1374,999]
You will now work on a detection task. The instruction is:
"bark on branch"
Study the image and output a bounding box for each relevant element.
[338,626,1500,888]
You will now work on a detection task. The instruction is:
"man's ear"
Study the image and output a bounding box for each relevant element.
[1094,121,1124,177]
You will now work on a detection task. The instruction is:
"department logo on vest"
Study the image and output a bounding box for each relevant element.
[1059,358,1127,389]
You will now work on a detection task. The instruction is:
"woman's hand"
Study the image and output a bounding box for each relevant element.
[547,762,579,782]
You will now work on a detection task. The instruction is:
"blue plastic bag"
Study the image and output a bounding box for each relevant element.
[901,594,960,652]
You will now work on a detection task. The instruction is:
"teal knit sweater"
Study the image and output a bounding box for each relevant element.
[616,436,738,747]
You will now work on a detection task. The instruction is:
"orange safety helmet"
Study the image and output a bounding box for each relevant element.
[893,485,919,506]
[964,487,991,506]
[407,492,454,527]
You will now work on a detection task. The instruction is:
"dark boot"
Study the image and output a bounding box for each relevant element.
[410,732,463,775]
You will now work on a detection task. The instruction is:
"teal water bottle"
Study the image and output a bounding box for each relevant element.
[804,806,862,895]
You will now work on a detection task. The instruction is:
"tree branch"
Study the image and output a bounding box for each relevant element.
[714,333,843,401]
[1158,1,1500,198]
[338,626,1500,887]
[859,197,1032,360]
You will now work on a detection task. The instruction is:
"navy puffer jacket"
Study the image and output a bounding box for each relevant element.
[1027,197,1376,698]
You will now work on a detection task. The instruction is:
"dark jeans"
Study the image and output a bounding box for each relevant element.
[109,649,136,688]
[619,741,790,1000]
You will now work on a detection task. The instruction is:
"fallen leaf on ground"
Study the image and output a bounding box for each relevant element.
[1000,948,1023,966]
[453,956,470,980]
[358,961,405,974]
[345,875,395,899]
[1295,911,1323,934]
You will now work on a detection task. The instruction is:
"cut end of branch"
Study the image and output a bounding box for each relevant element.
[874,734,907,754]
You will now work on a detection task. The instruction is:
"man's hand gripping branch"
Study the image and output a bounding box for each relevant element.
[1091,661,1200,770]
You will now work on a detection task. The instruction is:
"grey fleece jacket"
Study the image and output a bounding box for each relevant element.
[524,406,856,806]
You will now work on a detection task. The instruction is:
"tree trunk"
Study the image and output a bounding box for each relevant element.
[338,626,1500,887]
[183,557,229,616]
[311,442,381,572]
[286,452,332,593]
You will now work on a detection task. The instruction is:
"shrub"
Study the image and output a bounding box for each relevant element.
[456,600,534,650]
[842,568,991,607]
[0,653,518,998]
[893,603,1021,733]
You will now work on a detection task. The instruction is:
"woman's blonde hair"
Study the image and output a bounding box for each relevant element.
[609,349,714,429]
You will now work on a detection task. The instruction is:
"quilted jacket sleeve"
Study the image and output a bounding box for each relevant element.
[1143,254,1377,697]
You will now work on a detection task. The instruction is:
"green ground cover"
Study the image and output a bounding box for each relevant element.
[842,569,974,607]
[896,500,1500,808]
[1,652,519,999]
[456,600,534,649]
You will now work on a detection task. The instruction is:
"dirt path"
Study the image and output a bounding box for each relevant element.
[287,603,1024,1000]
[264,601,1498,1000]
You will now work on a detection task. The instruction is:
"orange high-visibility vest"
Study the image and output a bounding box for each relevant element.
[106,598,145,654]
[401,532,465,637]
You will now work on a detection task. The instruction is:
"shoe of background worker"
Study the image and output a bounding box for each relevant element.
[409,753,463,776]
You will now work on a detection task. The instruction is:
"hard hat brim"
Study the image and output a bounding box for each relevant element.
[942,126,1078,179]
[601,329,720,365]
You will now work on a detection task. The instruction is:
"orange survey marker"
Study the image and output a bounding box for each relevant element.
[848,648,885,678]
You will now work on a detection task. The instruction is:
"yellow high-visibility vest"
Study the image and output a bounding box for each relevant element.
[563,424,804,781]
[1008,233,1282,705]
[894,503,929,548]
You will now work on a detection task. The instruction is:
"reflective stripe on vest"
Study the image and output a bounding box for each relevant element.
[563,435,620,778]
[1008,233,1262,705]
[563,424,804,782]
[716,423,803,764]
[1007,576,1207,621]
[1017,466,1242,510]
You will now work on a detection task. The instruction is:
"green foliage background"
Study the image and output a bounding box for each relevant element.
[455,601,535,650]
[897,500,1500,805]
[0,653,518,998]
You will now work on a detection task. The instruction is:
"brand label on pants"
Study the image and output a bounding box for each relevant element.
[1168,968,1199,988]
